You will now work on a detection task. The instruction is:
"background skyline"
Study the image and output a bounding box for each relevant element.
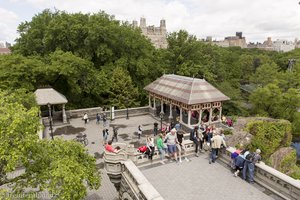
[1,0,300,44]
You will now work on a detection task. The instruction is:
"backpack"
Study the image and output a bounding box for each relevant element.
[245,152,255,162]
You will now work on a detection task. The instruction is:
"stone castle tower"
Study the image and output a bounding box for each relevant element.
[132,17,168,49]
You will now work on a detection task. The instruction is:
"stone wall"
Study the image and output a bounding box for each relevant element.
[219,147,300,200]
[63,106,150,120]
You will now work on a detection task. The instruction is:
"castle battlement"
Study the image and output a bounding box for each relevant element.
[132,17,168,49]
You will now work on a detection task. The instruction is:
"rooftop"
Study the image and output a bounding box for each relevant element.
[144,74,230,105]
[34,88,68,106]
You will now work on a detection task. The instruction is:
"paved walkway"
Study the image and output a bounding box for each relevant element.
[45,114,161,200]
[45,114,281,200]
[142,153,276,200]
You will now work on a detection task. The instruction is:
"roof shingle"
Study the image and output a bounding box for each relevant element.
[144,74,230,105]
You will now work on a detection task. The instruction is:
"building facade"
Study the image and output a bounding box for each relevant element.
[133,17,168,49]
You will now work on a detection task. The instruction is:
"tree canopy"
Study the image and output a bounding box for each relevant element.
[2,9,300,136]
[0,90,100,199]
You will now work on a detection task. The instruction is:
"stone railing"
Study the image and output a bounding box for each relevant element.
[65,106,149,120]
[219,147,300,200]
[120,160,163,200]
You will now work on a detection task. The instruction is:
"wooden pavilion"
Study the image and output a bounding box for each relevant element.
[144,74,230,128]
[34,88,68,123]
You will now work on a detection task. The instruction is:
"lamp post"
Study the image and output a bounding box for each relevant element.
[125,98,129,120]
[159,111,164,132]
[47,103,54,140]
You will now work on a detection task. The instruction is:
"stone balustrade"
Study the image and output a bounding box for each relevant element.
[219,147,300,200]
[65,106,149,120]
[120,160,163,200]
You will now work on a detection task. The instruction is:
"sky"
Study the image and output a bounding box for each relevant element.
[1,0,300,44]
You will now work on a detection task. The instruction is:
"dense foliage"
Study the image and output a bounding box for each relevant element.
[246,120,292,158]
[0,90,100,199]
[0,9,299,135]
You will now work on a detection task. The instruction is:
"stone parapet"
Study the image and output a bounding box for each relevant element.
[219,147,300,200]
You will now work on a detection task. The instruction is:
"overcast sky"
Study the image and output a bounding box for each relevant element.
[1,0,300,44]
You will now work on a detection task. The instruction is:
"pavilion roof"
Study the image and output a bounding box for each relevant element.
[34,88,68,106]
[144,74,230,105]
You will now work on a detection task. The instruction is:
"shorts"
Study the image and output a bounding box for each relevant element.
[167,144,176,153]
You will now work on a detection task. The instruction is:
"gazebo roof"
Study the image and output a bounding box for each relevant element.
[144,74,230,105]
[34,88,68,106]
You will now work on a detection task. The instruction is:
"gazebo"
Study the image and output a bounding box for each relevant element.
[144,74,230,128]
[34,88,68,123]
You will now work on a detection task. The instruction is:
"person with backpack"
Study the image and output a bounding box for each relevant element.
[242,149,261,183]
[96,113,101,124]
[102,129,109,145]
[190,126,200,157]
[157,133,165,164]
[138,125,143,139]
[112,126,118,142]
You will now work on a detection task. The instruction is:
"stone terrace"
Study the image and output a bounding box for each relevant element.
[45,114,283,200]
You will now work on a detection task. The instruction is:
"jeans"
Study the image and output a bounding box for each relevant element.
[210,148,218,162]
[243,161,255,182]
[158,148,165,161]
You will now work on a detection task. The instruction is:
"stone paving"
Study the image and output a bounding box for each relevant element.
[142,153,279,200]
[45,114,162,200]
[45,114,282,200]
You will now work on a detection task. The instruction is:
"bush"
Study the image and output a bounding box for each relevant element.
[246,120,292,158]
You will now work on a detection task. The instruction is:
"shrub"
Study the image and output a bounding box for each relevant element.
[246,120,292,158]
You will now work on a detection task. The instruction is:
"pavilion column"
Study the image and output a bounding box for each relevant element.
[188,110,191,126]
[219,107,222,122]
[179,108,183,123]
[209,107,213,124]
[148,95,152,108]
[153,98,156,110]
[168,104,173,120]
[198,109,203,126]
[160,100,164,114]
[62,104,67,123]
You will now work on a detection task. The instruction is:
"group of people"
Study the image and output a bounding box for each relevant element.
[83,112,107,127]
[190,124,227,163]
[102,116,262,184]
[231,148,262,183]
[155,127,190,164]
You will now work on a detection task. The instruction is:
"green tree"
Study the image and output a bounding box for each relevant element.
[250,62,280,87]
[0,90,100,199]
[108,67,139,108]
[249,84,283,117]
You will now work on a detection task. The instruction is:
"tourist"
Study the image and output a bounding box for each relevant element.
[138,125,143,139]
[112,126,118,142]
[198,125,205,153]
[83,113,88,124]
[102,114,107,127]
[209,130,226,164]
[233,150,246,177]
[243,149,261,183]
[105,140,120,153]
[165,128,178,163]
[165,123,171,133]
[146,136,155,160]
[103,129,109,145]
[190,126,200,156]
[96,113,101,124]
[162,132,168,153]
[174,122,181,131]
[153,122,158,136]
[176,130,190,162]
[157,133,165,164]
